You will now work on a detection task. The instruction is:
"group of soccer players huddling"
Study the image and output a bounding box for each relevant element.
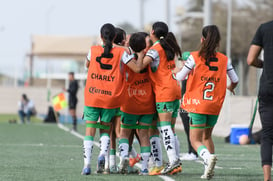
[80,21,239,180]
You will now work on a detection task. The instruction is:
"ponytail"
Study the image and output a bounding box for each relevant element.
[161,32,181,60]
[96,23,116,70]
[199,25,221,66]
[152,22,181,61]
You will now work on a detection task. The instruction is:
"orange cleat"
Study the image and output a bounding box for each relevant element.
[149,166,164,176]
[129,154,141,167]
[168,165,182,175]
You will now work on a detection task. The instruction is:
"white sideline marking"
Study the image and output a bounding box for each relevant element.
[196,158,241,170]
[57,123,175,181]
[0,143,79,148]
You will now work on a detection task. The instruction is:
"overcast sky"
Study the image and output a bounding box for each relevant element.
[0,0,186,77]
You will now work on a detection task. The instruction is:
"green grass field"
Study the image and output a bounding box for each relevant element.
[0,114,264,181]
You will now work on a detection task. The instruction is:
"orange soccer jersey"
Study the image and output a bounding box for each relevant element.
[84,46,125,109]
[148,43,181,103]
[182,51,228,115]
[120,65,156,115]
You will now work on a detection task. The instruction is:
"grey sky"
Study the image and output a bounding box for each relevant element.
[0,0,186,77]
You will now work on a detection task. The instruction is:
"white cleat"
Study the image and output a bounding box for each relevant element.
[119,157,129,174]
[201,155,217,180]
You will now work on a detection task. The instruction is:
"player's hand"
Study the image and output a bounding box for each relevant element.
[180,60,186,67]
[136,50,144,60]
[227,82,238,95]
[227,85,235,95]
[172,66,182,74]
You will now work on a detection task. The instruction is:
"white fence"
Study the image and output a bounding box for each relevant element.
[0,86,261,137]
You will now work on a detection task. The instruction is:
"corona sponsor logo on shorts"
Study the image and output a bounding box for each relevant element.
[89,87,112,96]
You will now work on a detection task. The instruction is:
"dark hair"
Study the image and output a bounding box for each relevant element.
[139,32,153,47]
[166,32,182,58]
[114,28,126,45]
[139,32,149,37]
[152,22,168,40]
[199,25,221,64]
[129,32,148,73]
[96,23,116,70]
[68,72,74,76]
[152,22,181,61]
[129,32,146,53]
[22,94,28,101]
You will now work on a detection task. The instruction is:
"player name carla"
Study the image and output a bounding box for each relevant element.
[201,76,220,82]
[91,73,115,82]
[89,87,112,96]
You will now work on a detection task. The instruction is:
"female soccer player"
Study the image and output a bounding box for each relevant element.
[135,22,182,175]
[174,25,239,179]
[108,27,127,174]
[149,31,182,176]
[111,29,143,174]
[81,23,127,175]
[167,32,183,167]
[118,32,156,175]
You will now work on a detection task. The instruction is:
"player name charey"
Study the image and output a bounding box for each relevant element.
[201,76,220,82]
[133,78,149,86]
[91,73,115,82]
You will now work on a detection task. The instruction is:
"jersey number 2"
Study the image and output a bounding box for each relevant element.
[203,82,215,100]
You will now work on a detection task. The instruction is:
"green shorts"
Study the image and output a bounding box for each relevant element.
[188,112,218,127]
[121,112,154,125]
[156,100,180,118]
[83,106,117,123]
[115,108,122,117]
[172,99,180,118]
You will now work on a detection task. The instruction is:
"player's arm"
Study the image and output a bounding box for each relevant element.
[121,51,142,73]
[85,58,90,68]
[174,54,195,81]
[135,49,154,71]
[227,59,239,95]
[247,24,263,68]
[85,49,91,69]
[247,45,263,68]
[113,43,132,54]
